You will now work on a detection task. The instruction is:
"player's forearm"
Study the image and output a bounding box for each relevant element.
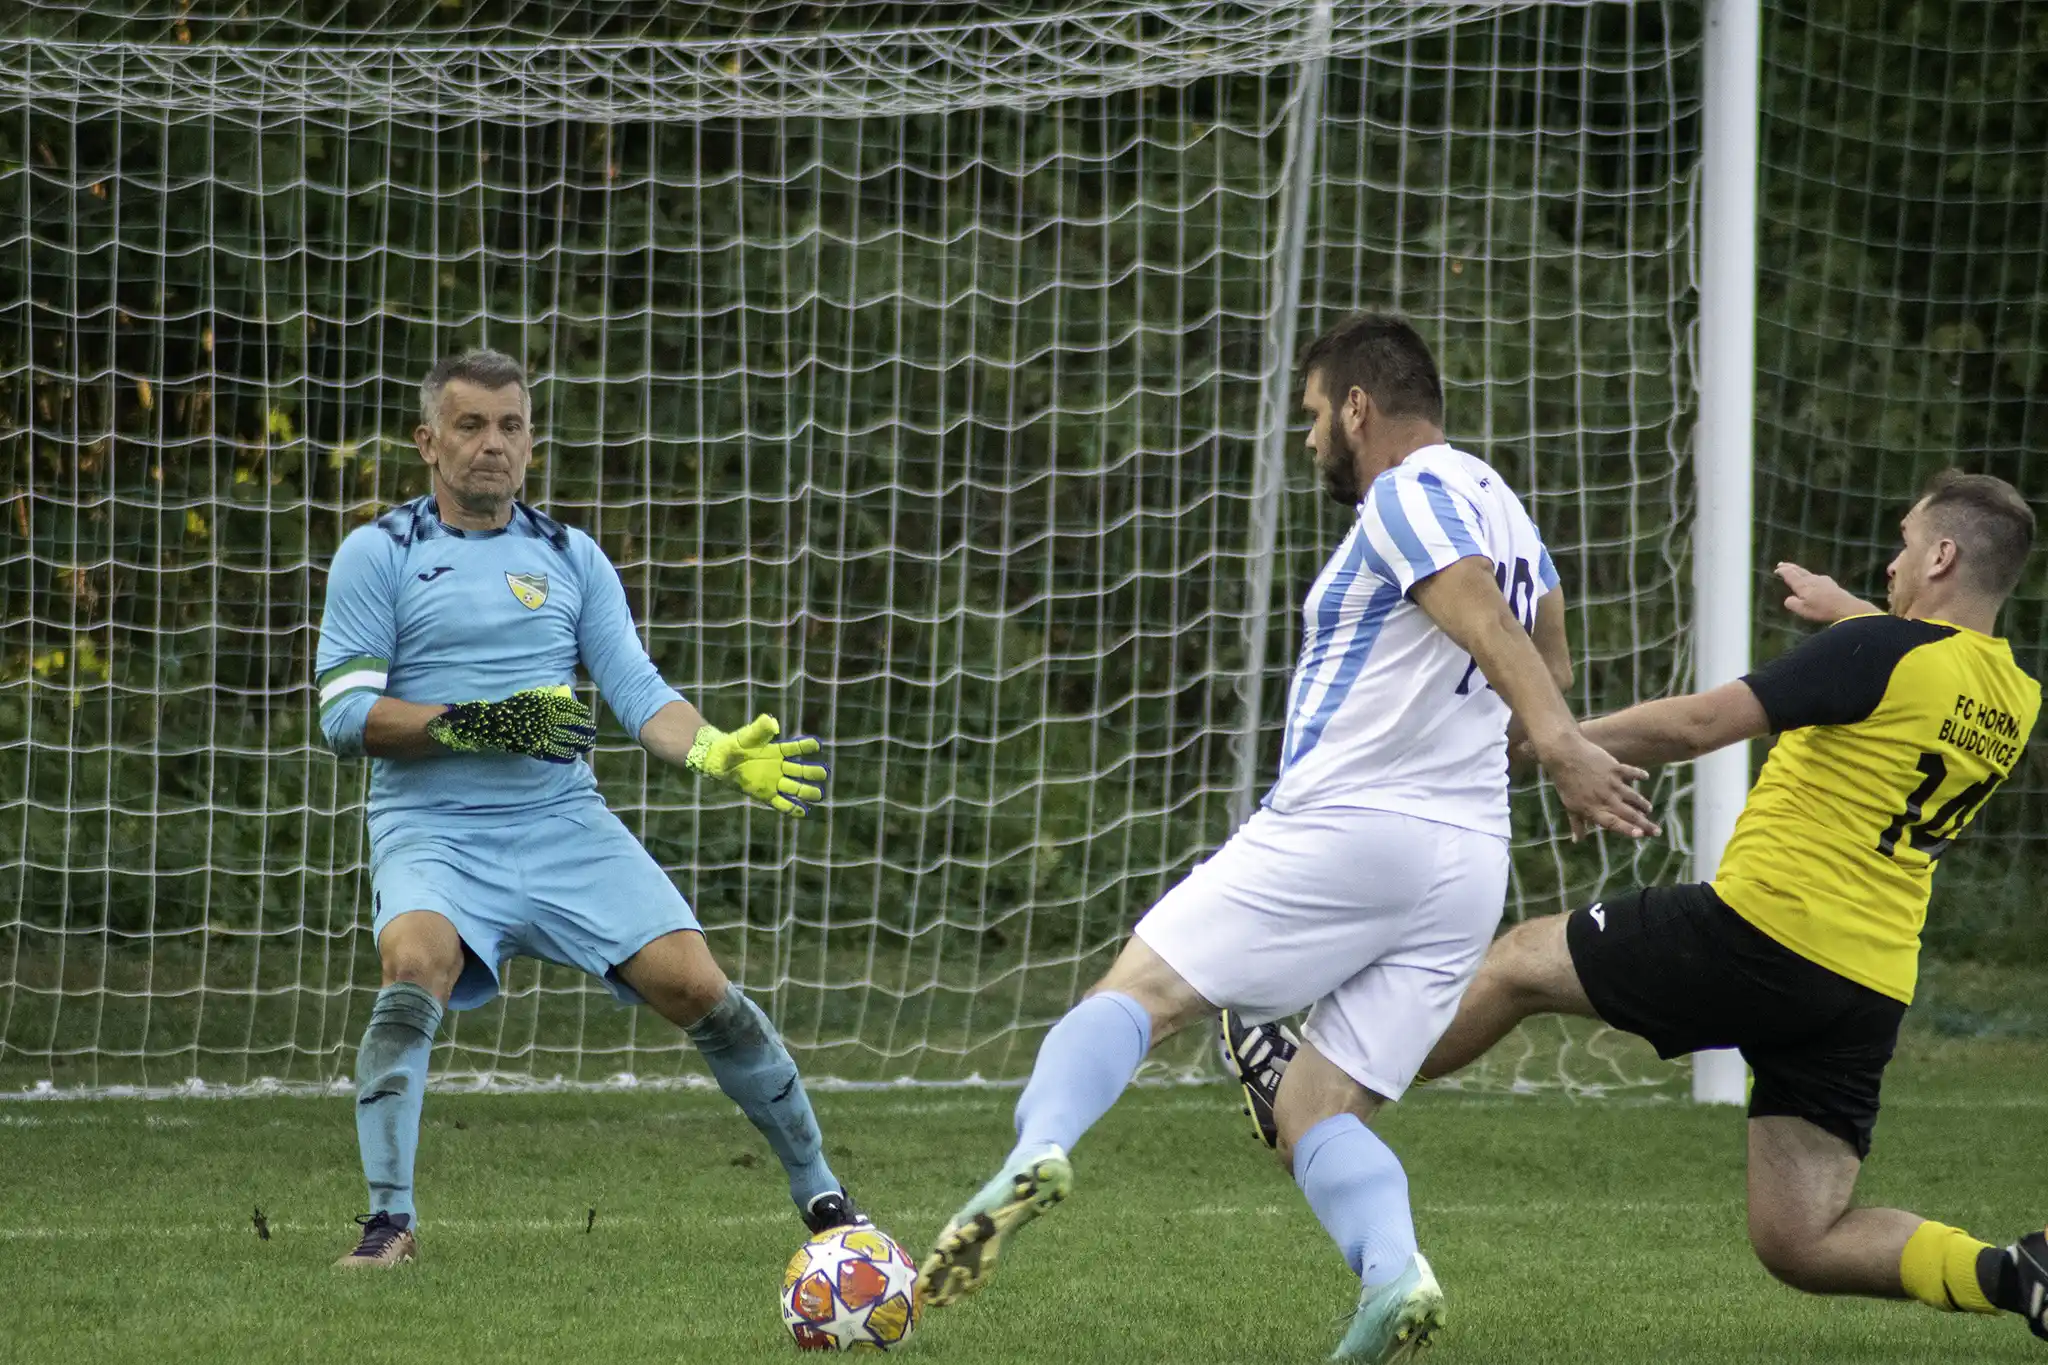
[1465,613,1580,757]
[362,697,454,759]
[638,699,708,767]
[1578,697,1714,767]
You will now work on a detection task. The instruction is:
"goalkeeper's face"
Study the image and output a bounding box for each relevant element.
[418,379,532,516]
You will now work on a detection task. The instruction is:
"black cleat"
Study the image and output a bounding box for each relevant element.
[802,1188,870,1235]
[2013,1230,2048,1341]
[1218,1009,1300,1150]
[333,1212,417,1268]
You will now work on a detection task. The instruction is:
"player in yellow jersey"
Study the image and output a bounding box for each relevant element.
[1406,470,2046,1341]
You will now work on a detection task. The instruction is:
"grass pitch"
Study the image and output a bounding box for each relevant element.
[3,1036,2043,1365]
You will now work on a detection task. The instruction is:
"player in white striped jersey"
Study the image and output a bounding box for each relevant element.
[918,314,1655,1361]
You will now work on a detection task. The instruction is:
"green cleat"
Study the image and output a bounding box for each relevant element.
[917,1143,1073,1309]
[1331,1252,1445,1362]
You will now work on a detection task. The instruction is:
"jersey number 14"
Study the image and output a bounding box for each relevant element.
[1875,751,2002,861]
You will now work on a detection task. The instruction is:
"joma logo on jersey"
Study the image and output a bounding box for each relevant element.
[505,572,549,610]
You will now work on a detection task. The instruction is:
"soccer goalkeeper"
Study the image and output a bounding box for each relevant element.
[316,350,859,1267]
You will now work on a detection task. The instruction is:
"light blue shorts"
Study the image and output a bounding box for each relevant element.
[368,803,699,1012]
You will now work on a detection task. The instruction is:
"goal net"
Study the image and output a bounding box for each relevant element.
[1755,0,2048,986]
[1,1,1695,1096]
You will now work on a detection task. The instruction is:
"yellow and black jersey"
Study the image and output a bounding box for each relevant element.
[1713,613,2039,1004]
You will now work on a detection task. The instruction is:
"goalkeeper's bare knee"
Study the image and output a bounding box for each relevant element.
[376,909,464,1000]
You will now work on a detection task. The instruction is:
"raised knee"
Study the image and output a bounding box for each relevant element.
[381,945,460,997]
[1748,1223,1822,1291]
[668,976,732,1030]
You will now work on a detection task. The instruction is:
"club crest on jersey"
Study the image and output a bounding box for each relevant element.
[505,572,549,610]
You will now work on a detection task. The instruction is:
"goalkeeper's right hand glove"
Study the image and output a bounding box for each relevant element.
[426,685,597,764]
[685,713,827,817]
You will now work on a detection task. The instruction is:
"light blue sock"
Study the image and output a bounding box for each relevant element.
[1293,1113,1418,1287]
[1010,991,1152,1159]
[354,981,443,1223]
[688,985,839,1208]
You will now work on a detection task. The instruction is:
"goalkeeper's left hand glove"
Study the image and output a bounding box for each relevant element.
[685,713,827,817]
[426,685,598,764]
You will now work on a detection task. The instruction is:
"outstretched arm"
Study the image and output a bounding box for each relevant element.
[1577,681,1771,768]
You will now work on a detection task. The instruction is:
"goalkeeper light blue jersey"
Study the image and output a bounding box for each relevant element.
[314,496,682,828]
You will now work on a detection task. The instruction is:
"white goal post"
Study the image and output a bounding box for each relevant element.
[1,1,1725,1098]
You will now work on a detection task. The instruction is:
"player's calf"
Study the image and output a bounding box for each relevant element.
[684,982,843,1215]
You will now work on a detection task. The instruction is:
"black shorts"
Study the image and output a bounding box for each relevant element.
[1565,882,1906,1158]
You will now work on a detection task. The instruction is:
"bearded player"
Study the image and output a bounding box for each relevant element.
[317,350,862,1266]
[916,314,1656,1362]
[1237,472,2048,1346]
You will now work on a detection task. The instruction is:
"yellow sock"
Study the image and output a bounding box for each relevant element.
[1900,1222,1996,1314]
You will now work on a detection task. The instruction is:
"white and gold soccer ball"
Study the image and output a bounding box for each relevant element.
[780,1223,922,1352]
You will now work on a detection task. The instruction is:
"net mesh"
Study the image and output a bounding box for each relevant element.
[2,0,1697,1096]
[1755,0,2048,974]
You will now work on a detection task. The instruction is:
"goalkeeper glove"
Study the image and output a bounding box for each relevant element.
[426,685,598,764]
[685,713,827,817]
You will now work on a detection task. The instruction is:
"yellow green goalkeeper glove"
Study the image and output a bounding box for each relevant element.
[685,713,827,817]
[426,685,598,764]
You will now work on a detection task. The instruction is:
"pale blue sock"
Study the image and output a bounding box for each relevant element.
[1009,991,1152,1159]
[354,981,443,1222]
[688,985,839,1208]
[1293,1113,1418,1287]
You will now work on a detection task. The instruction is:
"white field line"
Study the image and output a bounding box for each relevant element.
[0,1093,1235,1128]
[2,1090,2043,1131]
[0,1199,1733,1244]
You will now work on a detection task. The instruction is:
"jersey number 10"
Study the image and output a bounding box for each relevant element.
[1454,557,1538,697]
[1875,751,2002,861]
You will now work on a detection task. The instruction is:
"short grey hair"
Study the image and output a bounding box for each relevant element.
[420,349,529,428]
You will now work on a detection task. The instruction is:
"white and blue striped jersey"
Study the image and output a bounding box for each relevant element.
[1264,444,1558,838]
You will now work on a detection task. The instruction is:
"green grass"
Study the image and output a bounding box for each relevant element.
[2,1035,2043,1365]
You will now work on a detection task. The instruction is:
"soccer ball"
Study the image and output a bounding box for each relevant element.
[780,1223,922,1352]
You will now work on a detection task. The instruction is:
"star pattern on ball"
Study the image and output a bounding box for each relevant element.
[871,1250,919,1305]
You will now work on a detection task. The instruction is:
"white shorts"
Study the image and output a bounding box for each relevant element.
[1133,806,1508,1100]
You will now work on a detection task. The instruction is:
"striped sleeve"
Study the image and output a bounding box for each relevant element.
[314,527,398,757]
[1358,467,1489,594]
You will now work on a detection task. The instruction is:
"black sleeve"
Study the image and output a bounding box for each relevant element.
[1741,615,1955,732]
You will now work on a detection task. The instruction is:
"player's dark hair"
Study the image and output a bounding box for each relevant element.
[1296,313,1444,425]
[1918,470,2035,598]
[421,349,528,427]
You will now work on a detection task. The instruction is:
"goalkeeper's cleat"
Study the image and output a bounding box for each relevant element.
[1331,1252,1445,1363]
[333,1212,417,1268]
[1218,1009,1300,1149]
[2011,1229,2048,1340]
[802,1188,870,1235]
[917,1143,1072,1309]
